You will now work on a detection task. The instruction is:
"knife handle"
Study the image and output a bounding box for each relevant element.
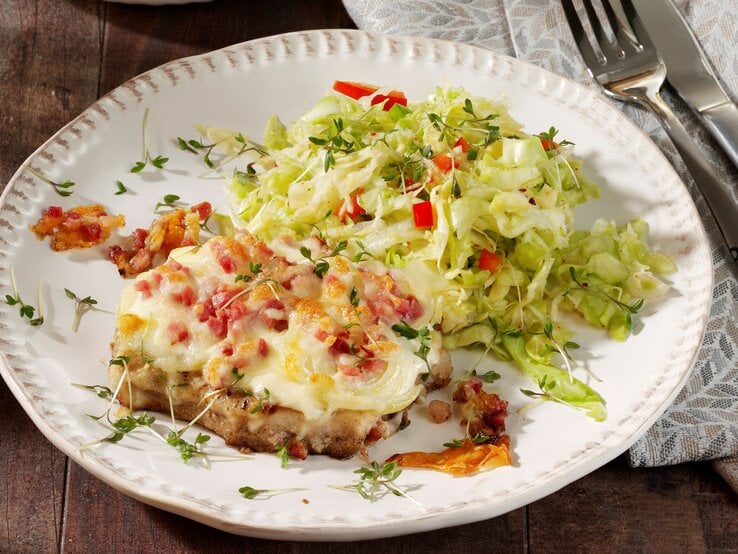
[699,102,738,170]
[646,90,738,267]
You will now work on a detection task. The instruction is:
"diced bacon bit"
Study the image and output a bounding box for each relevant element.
[337,363,360,377]
[362,271,424,324]
[329,337,352,356]
[193,299,215,322]
[257,338,269,357]
[133,228,148,249]
[107,206,205,278]
[211,288,237,310]
[365,422,385,443]
[394,292,423,321]
[170,285,196,307]
[428,399,452,423]
[452,377,508,443]
[167,322,189,345]
[30,204,125,251]
[211,240,238,273]
[133,279,152,299]
[226,299,249,321]
[287,440,308,461]
[191,201,212,222]
[357,357,388,373]
[207,311,229,338]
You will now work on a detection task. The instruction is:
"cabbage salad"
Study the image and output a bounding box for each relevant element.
[200,82,676,421]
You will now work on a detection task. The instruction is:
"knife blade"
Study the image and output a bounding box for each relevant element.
[633,0,738,169]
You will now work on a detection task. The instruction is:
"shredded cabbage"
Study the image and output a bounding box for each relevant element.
[211,84,675,421]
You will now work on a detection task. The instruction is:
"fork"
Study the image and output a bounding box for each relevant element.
[562,0,738,265]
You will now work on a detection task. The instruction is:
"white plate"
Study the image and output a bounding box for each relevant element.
[0,30,711,541]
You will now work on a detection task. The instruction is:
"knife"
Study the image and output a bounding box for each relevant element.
[633,0,738,169]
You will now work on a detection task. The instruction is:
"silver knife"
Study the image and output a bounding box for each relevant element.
[633,0,738,169]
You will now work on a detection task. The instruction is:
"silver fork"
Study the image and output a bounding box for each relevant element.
[562,0,738,265]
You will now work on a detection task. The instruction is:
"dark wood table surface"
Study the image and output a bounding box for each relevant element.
[1,1,737,552]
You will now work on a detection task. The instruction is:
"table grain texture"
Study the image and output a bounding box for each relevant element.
[1,1,737,552]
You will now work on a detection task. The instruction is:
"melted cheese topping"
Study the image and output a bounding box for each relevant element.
[115,231,433,420]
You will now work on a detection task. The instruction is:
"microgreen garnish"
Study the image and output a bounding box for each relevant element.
[519,374,591,415]
[480,370,501,383]
[275,444,290,469]
[442,432,490,448]
[102,413,156,444]
[391,320,431,369]
[428,98,500,146]
[330,461,419,505]
[567,266,644,335]
[234,262,263,283]
[26,167,76,197]
[71,383,113,398]
[300,240,348,278]
[451,175,462,198]
[177,137,216,168]
[250,388,271,414]
[5,267,44,326]
[167,430,211,463]
[114,180,127,195]
[538,126,573,149]
[64,288,98,332]
[238,485,308,500]
[153,193,184,213]
[178,133,266,172]
[349,287,360,307]
[351,240,372,263]
[308,118,361,172]
[130,108,169,173]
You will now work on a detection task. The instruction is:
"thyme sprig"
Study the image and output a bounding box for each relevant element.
[64,288,98,332]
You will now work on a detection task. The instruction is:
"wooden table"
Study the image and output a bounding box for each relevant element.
[1,1,737,551]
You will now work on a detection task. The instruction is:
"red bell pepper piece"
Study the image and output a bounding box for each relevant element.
[432,153,459,173]
[332,80,378,100]
[479,249,503,273]
[333,80,407,111]
[335,188,366,223]
[412,201,434,228]
[454,136,471,153]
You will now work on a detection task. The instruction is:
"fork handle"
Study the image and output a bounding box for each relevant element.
[644,90,738,265]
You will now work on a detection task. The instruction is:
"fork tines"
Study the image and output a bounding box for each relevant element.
[561,0,654,67]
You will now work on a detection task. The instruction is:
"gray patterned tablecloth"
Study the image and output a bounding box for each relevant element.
[342,0,738,488]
